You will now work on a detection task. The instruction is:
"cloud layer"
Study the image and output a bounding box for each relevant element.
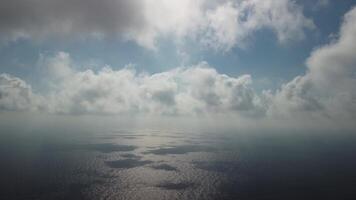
[0,5,355,129]
[0,0,313,50]
[34,54,265,116]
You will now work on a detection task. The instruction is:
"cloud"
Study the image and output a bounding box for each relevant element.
[268,6,356,121]
[0,74,40,111]
[0,51,265,116]
[203,0,315,50]
[1,2,355,121]
[1,6,355,129]
[0,0,314,50]
[316,0,330,9]
[39,53,265,116]
[0,0,145,42]
[39,51,74,80]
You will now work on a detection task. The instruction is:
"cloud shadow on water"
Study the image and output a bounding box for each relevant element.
[150,164,179,171]
[80,143,137,153]
[120,153,142,159]
[50,143,138,153]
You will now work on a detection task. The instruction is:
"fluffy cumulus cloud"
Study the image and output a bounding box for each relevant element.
[0,74,41,111]
[268,7,356,121]
[0,52,266,116]
[0,0,313,50]
[38,53,265,116]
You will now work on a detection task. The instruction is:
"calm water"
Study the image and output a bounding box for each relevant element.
[1,128,356,200]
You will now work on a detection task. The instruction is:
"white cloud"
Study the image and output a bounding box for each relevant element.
[0,74,41,111]
[0,51,266,116]
[40,51,73,80]
[202,0,315,50]
[238,0,315,43]
[39,55,265,116]
[138,0,315,51]
[0,0,314,51]
[203,2,240,50]
[132,0,207,49]
[268,6,356,122]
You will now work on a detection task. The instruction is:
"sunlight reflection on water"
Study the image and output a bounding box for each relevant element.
[1,129,356,199]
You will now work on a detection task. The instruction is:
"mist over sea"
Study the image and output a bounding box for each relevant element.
[1,116,355,200]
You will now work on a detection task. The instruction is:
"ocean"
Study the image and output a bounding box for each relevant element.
[1,127,356,200]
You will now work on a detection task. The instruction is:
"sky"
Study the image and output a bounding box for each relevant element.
[0,0,355,130]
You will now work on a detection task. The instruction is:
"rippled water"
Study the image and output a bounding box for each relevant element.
[1,129,356,200]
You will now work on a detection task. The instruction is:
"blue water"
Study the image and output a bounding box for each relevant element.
[1,129,356,200]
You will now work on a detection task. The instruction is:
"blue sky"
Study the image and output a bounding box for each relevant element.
[0,0,355,130]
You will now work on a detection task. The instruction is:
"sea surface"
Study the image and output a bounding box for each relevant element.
[1,128,356,200]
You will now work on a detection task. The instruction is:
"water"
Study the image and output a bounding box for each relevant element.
[1,128,356,200]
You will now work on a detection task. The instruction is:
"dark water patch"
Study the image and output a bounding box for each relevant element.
[156,182,195,190]
[145,145,216,155]
[120,153,142,159]
[74,168,116,179]
[105,159,153,169]
[0,179,102,200]
[50,143,137,153]
[80,143,137,153]
[66,182,91,199]
[151,164,178,171]
[217,173,356,200]
[193,161,237,173]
